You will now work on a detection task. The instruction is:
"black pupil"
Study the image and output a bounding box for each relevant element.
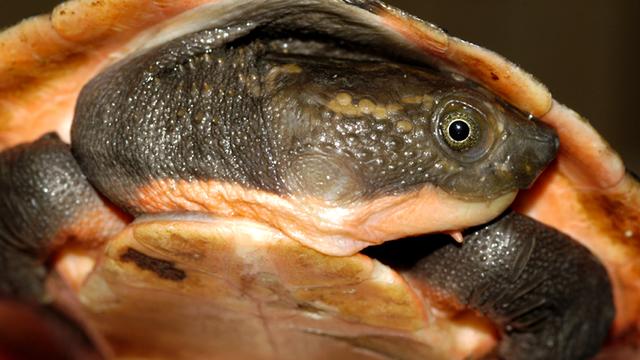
[448,120,470,142]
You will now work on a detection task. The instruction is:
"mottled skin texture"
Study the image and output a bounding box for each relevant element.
[72,27,556,215]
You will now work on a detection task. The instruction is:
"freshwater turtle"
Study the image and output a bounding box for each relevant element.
[0,1,637,359]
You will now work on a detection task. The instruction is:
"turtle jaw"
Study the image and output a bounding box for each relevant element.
[277,187,520,256]
[124,178,519,257]
[345,188,519,251]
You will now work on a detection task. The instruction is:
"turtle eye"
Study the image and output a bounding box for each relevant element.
[442,114,476,150]
[436,99,494,161]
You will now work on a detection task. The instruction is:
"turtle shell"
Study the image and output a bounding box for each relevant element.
[0,0,638,359]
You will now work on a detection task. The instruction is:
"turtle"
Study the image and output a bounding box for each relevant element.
[0,0,637,359]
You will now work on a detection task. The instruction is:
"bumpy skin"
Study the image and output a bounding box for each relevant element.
[409,212,614,360]
[0,134,119,300]
[72,25,557,215]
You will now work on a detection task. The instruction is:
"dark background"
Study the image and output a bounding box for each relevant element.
[2,1,638,173]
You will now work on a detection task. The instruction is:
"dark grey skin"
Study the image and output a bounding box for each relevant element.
[434,213,613,360]
[0,0,610,359]
[0,134,112,301]
[72,27,557,215]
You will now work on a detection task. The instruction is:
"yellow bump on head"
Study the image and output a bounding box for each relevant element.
[328,101,359,117]
[372,106,388,120]
[358,99,375,114]
[386,103,403,114]
[342,105,360,116]
[325,94,411,121]
[396,120,414,133]
[328,93,365,117]
[336,92,352,106]
[401,95,423,104]
[401,94,434,109]
[421,95,435,108]
[281,64,303,74]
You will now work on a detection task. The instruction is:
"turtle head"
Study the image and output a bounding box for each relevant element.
[415,86,560,201]
[270,57,559,204]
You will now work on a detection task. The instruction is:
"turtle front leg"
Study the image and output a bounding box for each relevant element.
[0,133,127,358]
[404,212,614,360]
[0,133,127,301]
